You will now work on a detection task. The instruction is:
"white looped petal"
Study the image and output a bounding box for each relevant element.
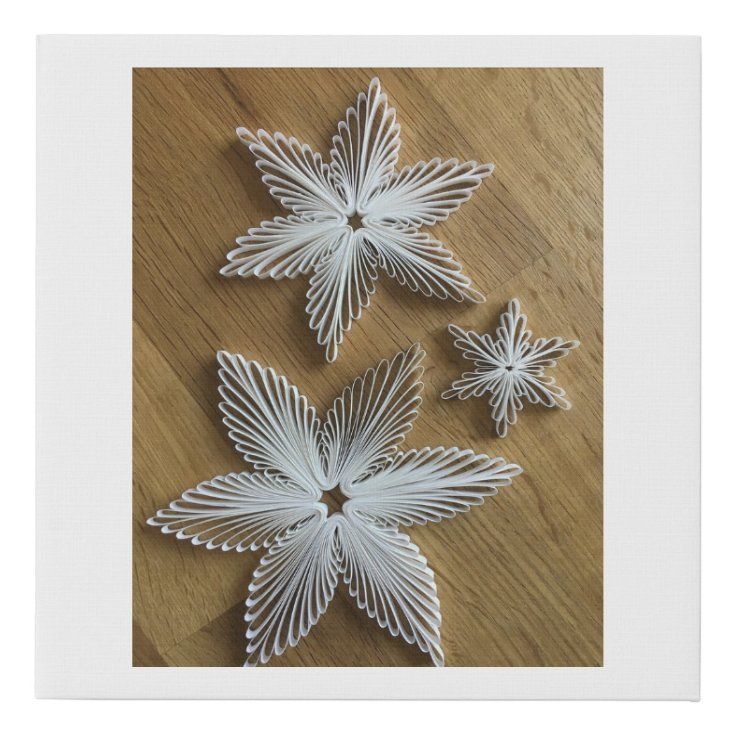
[217,351,326,492]
[337,510,444,666]
[443,299,580,436]
[237,128,344,216]
[147,472,322,552]
[320,343,425,488]
[346,447,522,527]
[305,229,378,363]
[363,224,485,302]
[364,158,495,227]
[221,216,344,279]
[245,512,341,666]
[329,77,401,214]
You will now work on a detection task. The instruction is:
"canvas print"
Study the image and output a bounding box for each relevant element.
[132,67,603,667]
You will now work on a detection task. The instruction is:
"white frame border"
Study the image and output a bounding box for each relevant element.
[36,35,700,699]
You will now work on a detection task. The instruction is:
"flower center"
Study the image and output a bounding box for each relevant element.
[321,486,349,516]
[505,365,514,371]
[346,212,365,231]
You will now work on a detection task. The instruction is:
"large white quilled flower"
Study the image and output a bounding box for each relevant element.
[221,78,494,362]
[149,344,521,666]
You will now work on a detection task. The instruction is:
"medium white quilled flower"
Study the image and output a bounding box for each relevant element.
[149,344,521,666]
[221,78,494,362]
[443,299,580,437]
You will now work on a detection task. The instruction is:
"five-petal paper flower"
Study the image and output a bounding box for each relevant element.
[442,299,580,437]
[148,344,521,666]
[221,77,494,362]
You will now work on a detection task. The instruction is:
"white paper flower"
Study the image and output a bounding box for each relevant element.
[221,78,494,362]
[149,344,521,666]
[442,299,580,437]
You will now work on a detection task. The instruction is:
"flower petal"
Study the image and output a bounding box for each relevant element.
[147,472,322,552]
[237,127,344,216]
[518,372,572,410]
[337,510,444,666]
[444,323,503,369]
[364,158,494,227]
[245,512,341,666]
[320,343,425,488]
[217,351,326,493]
[488,375,523,438]
[441,369,498,400]
[364,224,484,302]
[305,229,378,363]
[495,298,532,362]
[346,447,521,527]
[221,216,344,279]
[329,77,401,214]
[520,336,580,370]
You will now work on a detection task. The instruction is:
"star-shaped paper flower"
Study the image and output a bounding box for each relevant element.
[442,299,580,437]
[149,344,521,666]
[221,77,494,362]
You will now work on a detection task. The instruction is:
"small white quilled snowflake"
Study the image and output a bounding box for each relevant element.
[221,77,494,362]
[149,344,521,666]
[442,299,580,437]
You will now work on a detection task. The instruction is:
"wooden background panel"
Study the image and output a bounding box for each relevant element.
[133,67,602,667]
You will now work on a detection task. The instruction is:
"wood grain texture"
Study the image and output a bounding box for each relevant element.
[133,67,602,667]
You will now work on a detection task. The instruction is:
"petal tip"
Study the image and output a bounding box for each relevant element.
[236,126,256,144]
[216,349,234,367]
